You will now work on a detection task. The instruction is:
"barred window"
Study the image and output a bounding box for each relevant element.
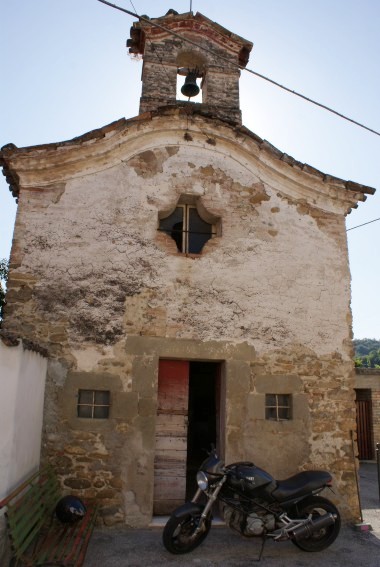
[77,390,110,419]
[159,204,215,254]
[265,394,292,421]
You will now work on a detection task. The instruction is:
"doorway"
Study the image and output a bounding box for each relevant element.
[186,362,218,498]
[355,389,374,460]
[153,359,221,515]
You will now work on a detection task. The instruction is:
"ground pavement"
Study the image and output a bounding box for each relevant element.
[84,462,380,567]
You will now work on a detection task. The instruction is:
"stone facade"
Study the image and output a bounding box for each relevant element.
[0,11,375,526]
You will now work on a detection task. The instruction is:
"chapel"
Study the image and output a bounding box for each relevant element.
[0,10,374,524]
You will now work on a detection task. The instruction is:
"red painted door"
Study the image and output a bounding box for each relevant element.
[154,360,190,515]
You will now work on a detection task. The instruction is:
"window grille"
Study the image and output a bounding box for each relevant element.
[159,204,215,254]
[265,394,292,421]
[77,389,110,419]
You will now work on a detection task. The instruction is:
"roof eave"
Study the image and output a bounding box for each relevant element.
[0,108,375,204]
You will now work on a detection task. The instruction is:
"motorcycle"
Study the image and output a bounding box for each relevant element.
[163,447,341,559]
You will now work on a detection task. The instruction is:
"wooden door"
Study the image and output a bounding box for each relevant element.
[154,360,189,515]
[356,398,374,460]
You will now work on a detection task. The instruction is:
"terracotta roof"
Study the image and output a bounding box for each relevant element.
[128,11,253,67]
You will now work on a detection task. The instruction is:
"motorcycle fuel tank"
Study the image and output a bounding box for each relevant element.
[227,462,276,495]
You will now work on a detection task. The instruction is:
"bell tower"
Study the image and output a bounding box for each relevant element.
[127,10,253,125]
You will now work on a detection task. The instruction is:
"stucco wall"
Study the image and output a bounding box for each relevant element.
[5,125,355,355]
[1,112,364,523]
[0,340,47,562]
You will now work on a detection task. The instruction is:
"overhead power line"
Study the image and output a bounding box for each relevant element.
[347,217,380,232]
[129,0,137,13]
[97,0,380,137]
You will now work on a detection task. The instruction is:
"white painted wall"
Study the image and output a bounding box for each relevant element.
[0,340,47,497]
[0,340,47,562]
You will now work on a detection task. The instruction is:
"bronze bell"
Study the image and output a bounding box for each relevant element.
[181,69,200,98]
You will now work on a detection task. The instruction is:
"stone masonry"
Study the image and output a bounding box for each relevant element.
[0,11,375,526]
[128,11,252,124]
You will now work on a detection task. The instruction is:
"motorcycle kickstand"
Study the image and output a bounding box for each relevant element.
[255,535,267,562]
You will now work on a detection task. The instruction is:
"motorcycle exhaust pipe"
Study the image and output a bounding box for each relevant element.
[291,513,336,541]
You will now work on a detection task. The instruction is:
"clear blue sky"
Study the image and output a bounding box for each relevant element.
[1,0,379,339]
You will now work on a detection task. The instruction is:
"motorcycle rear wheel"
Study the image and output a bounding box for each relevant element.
[163,512,212,554]
[290,495,341,552]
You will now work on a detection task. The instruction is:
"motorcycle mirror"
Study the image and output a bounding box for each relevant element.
[207,444,216,456]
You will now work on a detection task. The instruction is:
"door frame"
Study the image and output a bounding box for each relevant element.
[154,359,224,513]
[123,335,255,524]
[355,389,374,460]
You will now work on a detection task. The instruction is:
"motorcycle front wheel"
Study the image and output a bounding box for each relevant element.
[163,512,212,554]
[291,495,341,552]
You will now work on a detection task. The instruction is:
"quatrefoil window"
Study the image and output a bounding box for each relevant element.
[158,199,218,254]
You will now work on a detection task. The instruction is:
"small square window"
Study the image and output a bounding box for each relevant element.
[265,394,292,421]
[77,389,110,419]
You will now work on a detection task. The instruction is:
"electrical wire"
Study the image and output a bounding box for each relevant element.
[347,217,380,232]
[106,0,379,235]
[125,0,221,137]
[105,0,380,234]
[128,0,137,14]
[96,0,380,138]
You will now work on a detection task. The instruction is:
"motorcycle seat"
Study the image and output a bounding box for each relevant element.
[271,470,332,502]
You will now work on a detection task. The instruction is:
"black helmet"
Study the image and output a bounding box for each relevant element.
[55,495,87,523]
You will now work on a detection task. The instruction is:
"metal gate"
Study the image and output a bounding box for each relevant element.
[355,398,374,460]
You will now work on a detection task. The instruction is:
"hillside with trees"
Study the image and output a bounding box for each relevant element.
[354,338,380,368]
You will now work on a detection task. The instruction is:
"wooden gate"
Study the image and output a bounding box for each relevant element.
[154,360,189,515]
[355,397,374,460]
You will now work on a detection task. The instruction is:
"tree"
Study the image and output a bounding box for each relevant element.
[0,258,9,324]
[354,339,380,368]
[354,338,380,357]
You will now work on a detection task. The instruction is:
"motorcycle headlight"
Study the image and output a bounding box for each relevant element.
[196,471,209,491]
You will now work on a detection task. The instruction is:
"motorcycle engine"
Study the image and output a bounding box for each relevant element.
[245,512,275,535]
[223,506,275,536]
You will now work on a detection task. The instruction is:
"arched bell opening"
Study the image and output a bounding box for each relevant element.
[176,50,207,103]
